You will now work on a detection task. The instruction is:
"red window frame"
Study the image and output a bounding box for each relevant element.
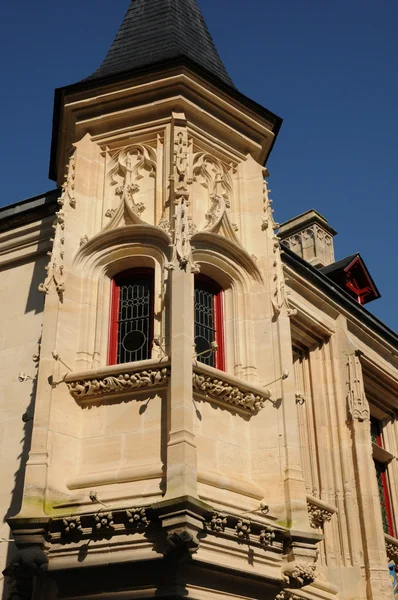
[371,417,395,537]
[194,274,225,371]
[108,268,154,365]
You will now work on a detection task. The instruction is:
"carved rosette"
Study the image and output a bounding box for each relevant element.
[259,526,276,546]
[209,512,228,533]
[347,352,369,422]
[236,519,251,539]
[66,367,170,401]
[192,370,271,413]
[62,516,82,537]
[126,508,150,529]
[95,512,115,530]
[38,209,65,298]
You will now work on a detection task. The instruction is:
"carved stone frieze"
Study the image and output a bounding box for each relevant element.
[347,351,369,422]
[66,366,170,401]
[58,152,76,208]
[38,209,65,298]
[192,369,271,413]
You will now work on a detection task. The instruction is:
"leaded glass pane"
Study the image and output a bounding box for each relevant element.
[117,277,152,364]
[194,284,216,367]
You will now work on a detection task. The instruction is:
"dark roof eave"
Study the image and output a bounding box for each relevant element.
[49,56,283,181]
[0,189,59,232]
[282,245,398,349]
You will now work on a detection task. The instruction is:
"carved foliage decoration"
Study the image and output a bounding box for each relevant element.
[192,152,235,234]
[261,175,279,232]
[58,152,76,208]
[106,144,156,227]
[38,209,65,298]
[67,367,170,401]
[192,371,271,413]
[347,352,369,422]
[307,500,334,529]
[282,561,317,588]
[166,126,199,272]
[271,237,297,319]
[386,537,398,563]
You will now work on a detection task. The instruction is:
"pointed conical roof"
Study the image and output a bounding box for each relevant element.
[86,0,234,88]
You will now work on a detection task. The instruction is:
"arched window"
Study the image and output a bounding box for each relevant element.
[108,269,154,365]
[194,274,225,370]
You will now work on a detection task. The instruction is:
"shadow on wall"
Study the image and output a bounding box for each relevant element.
[2,194,55,599]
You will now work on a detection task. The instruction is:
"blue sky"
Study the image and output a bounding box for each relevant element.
[1,0,397,331]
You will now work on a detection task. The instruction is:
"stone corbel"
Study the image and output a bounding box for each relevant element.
[306,495,337,529]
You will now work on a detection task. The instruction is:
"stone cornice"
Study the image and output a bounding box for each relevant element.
[65,359,170,402]
[193,362,272,414]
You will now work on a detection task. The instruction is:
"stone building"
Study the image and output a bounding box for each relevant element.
[1,1,398,599]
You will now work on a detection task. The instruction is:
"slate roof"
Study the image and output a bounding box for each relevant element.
[85,0,235,88]
[320,253,359,275]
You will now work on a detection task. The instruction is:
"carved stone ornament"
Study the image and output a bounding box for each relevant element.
[307,500,334,529]
[208,512,228,533]
[236,518,251,539]
[262,176,279,232]
[347,352,369,422]
[2,548,49,600]
[66,367,170,401]
[166,125,199,273]
[259,526,276,546]
[38,209,65,298]
[275,593,301,600]
[126,508,150,529]
[166,528,200,555]
[192,152,234,232]
[271,240,297,319]
[192,371,271,413]
[385,535,398,563]
[282,561,317,588]
[95,512,115,530]
[62,516,83,536]
[106,143,156,226]
[58,152,76,208]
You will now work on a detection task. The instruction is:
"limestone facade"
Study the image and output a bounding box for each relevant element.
[1,6,398,600]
